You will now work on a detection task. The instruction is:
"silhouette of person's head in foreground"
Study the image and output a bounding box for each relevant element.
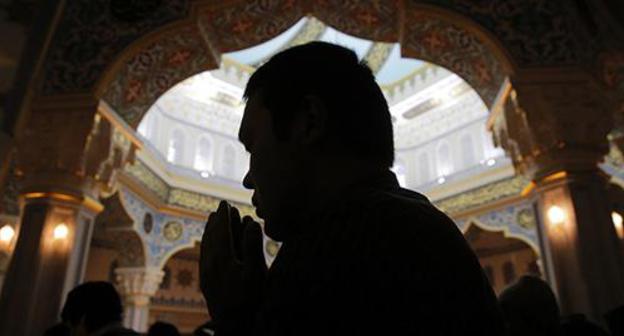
[239,41,393,241]
[606,305,624,336]
[147,321,180,336]
[499,275,562,336]
[43,322,71,336]
[560,314,610,336]
[61,281,137,336]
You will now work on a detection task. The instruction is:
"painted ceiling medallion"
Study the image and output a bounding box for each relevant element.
[163,221,183,241]
[516,208,536,230]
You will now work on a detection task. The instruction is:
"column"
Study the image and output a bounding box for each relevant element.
[115,267,164,332]
[0,191,102,335]
[0,95,119,335]
[490,68,624,323]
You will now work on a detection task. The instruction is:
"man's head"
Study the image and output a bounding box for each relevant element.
[61,282,123,336]
[238,42,393,240]
[148,321,180,336]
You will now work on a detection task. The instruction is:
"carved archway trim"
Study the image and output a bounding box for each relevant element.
[402,3,516,74]
[96,1,515,128]
[91,191,148,267]
[156,239,201,269]
[462,219,540,256]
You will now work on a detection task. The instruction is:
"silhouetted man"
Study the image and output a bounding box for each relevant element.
[148,321,181,336]
[61,281,138,336]
[200,42,505,335]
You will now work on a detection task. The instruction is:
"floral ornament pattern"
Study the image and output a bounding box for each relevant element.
[198,0,304,53]
[311,0,401,42]
[40,0,189,95]
[39,0,601,100]
[420,0,596,65]
[103,26,217,127]
[401,9,505,108]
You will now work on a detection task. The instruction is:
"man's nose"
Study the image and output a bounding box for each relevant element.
[242,171,254,190]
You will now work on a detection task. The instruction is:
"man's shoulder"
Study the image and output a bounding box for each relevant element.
[359,187,445,220]
[352,186,464,244]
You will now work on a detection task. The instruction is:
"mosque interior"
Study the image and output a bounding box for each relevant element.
[0,1,624,335]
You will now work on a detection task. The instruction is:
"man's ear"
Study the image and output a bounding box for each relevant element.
[291,94,328,145]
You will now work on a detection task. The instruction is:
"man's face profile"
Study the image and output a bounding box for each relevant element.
[239,93,306,241]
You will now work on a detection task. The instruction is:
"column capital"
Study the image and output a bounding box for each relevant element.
[16,95,136,201]
[491,69,614,180]
[115,267,164,306]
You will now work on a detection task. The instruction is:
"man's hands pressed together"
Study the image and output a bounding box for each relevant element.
[200,201,267,334]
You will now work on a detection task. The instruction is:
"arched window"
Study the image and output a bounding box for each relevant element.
[437,142,452,176]
[194,136,213,171]
[167,129,185,164]
[137,115,148,137]
[460,133,476,169]
[148,113,158,140]
[418,152,431,184]
[221,144,236,178]
[392,159,407,187]
[137,113,158,140]
[503,261,516,285]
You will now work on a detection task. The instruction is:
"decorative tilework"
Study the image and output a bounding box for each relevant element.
[419,0,595,66]
[40,0,601,105]
[401,8,505,108]
[455,201,540,254]
[124,160,169,200]
[311,0,401,42]
[103,26,218,127]
[121,188,205,267]
[198,0,304,53]
[41,0,189,94]
[435,176,528,215]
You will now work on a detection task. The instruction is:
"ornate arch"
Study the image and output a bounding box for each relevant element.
[459,216,540,256]
[95,192,148,267]
[93,1,516,128]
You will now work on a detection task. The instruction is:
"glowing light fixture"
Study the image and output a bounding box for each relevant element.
[0,225,15,243]
[547,206,566,226]
[486,158,496,167]
[200,171,210,178]
[437,176,446,184]
[53,223,69,240]
[612,212,624,239]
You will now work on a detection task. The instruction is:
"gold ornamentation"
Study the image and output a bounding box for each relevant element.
[605,143,624,169]
[435,176,527,214]
[168,189,220,212]
[124,159,258,218]
[282,16,326,49]
[168,188,256,218]
[364,42,393,73]
[265,240,280,257]
[163,221,183,241]
[124,161,169,200]
[516,208,536,230]
[490,70,612,179]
